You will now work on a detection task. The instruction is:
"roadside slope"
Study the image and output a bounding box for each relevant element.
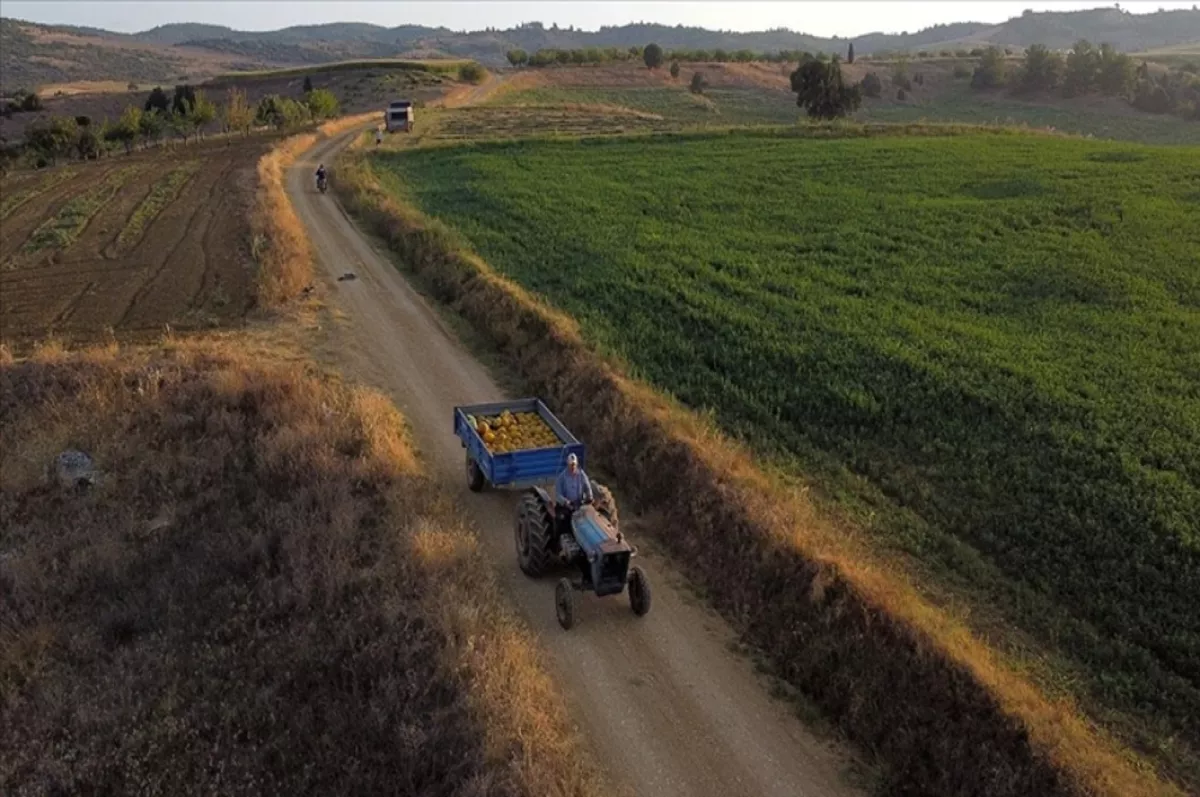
[286,129,865,797]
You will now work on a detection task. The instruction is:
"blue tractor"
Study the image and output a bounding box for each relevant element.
[454,398,652,629]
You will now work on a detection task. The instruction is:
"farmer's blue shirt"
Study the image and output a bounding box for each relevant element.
[555,468,593,504]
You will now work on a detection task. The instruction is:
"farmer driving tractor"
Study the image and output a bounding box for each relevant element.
[554,453,593,535]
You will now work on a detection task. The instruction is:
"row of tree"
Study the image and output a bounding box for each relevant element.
[972,40,1200,119]
[11,85,341,169]
[502,43,1020,70]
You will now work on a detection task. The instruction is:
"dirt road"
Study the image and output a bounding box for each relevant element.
[286,130,864,797]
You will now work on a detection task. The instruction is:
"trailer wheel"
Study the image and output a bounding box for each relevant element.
[592,481,619,530]
[556,578,576,630]
[516,491,553,577]
[628,566,651,617]
[466,455,486,492]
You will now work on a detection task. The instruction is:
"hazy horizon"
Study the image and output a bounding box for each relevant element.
[4,1,1197,38]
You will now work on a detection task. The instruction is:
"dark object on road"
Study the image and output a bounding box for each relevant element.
[338,272,357,281]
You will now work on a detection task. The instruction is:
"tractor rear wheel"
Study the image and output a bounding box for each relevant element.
[593,481,619,530]
[556,578,576,630]
[516,491,553,577]
[628,566,651,617]
[466,455,486,492]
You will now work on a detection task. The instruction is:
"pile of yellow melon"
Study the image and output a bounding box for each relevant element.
[469,409,561,454]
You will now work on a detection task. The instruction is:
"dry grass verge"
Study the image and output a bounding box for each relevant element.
[0,340,604,797]
[333,153,1180,797]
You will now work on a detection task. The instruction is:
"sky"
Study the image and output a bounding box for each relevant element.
[2,1,1195,38]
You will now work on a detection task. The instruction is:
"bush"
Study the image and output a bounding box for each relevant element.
[144,87,170,114]
[953,64,972,80]
[644,43,664,69]
[861,72,883,98]
[670,61,680,79]
[76,127,101,160]
[971,47,1008,90]
[897,88,908,100]
[305,88,339,120]
[458,62,486,84]
[21,92,43,112]
[791,58,863,119]
[689,71,707,94]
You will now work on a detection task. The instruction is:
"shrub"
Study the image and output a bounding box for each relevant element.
[861,72,883,97]
[670,61,680,79]
[144,86,170,114]
[305,88,339,120]
[791,58,863,119]
[21,92,43,112]
[644,43,664,69]
[76,127,101,159]
[458,62,486,84]
[689,71,707,94]
[897,87,908,100]
[971,47,1008,89]
[953,64,972,79]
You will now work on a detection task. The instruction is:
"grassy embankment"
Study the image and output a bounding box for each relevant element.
[334,127,1198,796]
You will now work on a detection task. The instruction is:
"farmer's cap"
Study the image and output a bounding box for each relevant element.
[567,453,578,465]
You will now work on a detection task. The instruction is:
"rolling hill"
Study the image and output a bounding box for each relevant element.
[3,7,1200,92]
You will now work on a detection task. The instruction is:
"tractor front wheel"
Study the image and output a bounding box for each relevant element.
[628,566,651,617]
[516,491,553,577]
[556,578,576,630]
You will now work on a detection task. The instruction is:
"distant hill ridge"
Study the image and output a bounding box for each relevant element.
[2,8,1199,92]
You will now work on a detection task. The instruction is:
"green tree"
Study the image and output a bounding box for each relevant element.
[106,105,141,154]
[185,90,216,140]
[506,49,528,67]
[791,57,862,119]
[1014,43,1064,93]
[222,87,254,135]
[24,116,78,165]
[138,110,165,147]
[848,42,855,63]
[76,127,101,160]
[670,61,681,79]
[1097,43,1135,95]
[892,57,913,91]
[144,86,170,114]
[172,84,197,116]
[305,88,339,120]
[861,72,883,98]
[1064,39,1101,96]
[644,43,664,69]
[689,71,707,94]
[458,62,487,84]
[971,46,1008,89]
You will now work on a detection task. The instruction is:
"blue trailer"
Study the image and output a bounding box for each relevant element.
[453,398,584,492]
[452,397,651,629]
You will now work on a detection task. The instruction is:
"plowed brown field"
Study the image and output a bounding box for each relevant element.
[0,137,271,345]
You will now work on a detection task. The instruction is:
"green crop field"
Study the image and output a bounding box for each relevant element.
[857,85,1200,146]
[368,130,1200,783]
